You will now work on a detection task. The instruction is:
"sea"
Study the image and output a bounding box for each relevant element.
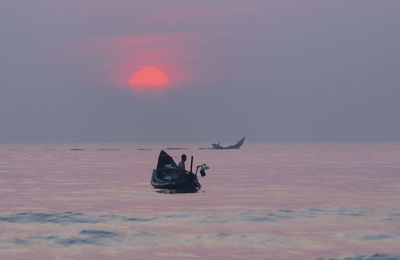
[0,142,400,260]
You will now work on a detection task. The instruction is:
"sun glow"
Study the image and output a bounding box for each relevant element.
[129,66,169,91]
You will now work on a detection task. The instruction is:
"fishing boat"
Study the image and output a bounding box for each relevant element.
[151,150,209,192]
[211,136,245,149]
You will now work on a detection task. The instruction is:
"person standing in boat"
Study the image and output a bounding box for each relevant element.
[178,154,186,171]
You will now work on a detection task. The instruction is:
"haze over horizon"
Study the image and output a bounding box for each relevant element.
[1,0,399,143]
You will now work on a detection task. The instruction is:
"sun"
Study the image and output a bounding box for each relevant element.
[129,66,169,91]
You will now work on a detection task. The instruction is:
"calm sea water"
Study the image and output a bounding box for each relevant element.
[0,142,400,260]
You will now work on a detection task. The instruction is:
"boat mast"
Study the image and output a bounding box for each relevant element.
[190,156,193,173]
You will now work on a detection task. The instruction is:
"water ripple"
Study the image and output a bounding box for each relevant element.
[0,212,100,224]
[362,234,395,240]
[315,254,400,260]
[0,208,399,226]
[34,230,122,246]
[124,217,157,222]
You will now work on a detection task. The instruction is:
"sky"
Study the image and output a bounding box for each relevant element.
[1,0,399,143]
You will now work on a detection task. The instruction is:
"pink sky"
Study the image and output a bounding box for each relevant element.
[1,0,400,142]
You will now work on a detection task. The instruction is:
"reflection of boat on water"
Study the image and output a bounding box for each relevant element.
[211,137,245,149]
[151,150,209,193]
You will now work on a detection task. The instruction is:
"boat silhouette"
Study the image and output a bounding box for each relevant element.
[211,137,245,149]
[151,150,209,193]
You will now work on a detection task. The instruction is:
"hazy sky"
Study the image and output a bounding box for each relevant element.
[1,0,399,142]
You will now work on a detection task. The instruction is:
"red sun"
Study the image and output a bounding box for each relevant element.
[129,66,169,90]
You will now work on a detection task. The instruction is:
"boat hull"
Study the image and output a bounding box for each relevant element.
[151,169,201,192]
[212,137,245,149]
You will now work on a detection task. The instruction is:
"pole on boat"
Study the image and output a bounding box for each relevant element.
[190,156,193,173]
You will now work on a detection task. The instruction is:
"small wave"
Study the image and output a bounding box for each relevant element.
[8,238,29,245]
[337,208,377,217]
[197,215,234,224]
[238,211,296,222]
[70,148,85,151]
[196,211,293,224]
[315,254,400,260]
[34,230,121,246]
[279,209,294,213]
[165,214,193,219]
[0,208,393,227]
[123,217,156,222]
[54,237,94,246]
[215,233,231,238]
[240,215,277,223]
[0,212,101,224]
[362,234,395,240]
[0,212,161,226]
[79,230,119,238]
[308,208,329,212]
[132,231,157,238]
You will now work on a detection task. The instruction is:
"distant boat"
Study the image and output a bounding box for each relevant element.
[211,137,245,149]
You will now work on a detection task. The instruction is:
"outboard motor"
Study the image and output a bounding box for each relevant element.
[197,164,210,177]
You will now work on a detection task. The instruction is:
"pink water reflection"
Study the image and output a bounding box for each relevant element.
[0,142,400,259]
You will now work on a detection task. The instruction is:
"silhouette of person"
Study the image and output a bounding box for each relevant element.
[178,154,186,171]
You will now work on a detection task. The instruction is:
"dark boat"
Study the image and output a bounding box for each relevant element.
[151,150,208,192]
[211,137,245,149]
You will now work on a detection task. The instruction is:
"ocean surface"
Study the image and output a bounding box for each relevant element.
[0,142,400,260]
